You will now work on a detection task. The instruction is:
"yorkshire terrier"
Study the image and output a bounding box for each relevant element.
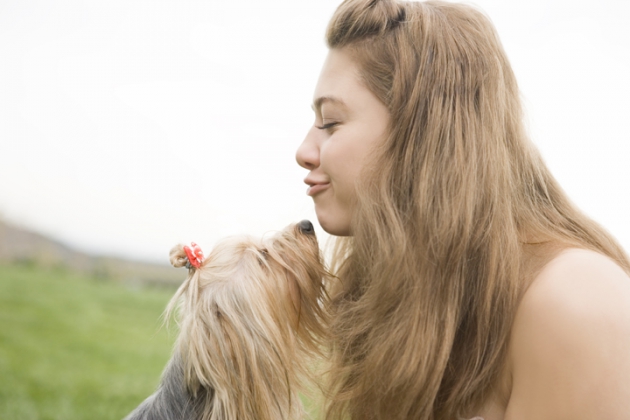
[124,220,329,420]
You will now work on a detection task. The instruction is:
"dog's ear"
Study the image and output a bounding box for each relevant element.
[177,300,242,417]
[178,300,233,390]
[177,290,298,420]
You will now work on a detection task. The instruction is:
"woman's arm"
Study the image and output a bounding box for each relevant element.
[505,248,630,419]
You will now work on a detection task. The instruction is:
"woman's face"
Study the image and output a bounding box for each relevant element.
[296,48,391,236]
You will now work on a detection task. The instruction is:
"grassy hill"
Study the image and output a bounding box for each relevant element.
[0,263,175,420]
[0,220,182,287]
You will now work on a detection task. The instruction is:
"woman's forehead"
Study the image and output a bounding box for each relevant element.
[312,49,382,116]
[313,50,361,102]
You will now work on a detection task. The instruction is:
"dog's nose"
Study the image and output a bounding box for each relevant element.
[298,220,314,235]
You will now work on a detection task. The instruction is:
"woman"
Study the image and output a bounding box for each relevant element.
[296,0,630,419]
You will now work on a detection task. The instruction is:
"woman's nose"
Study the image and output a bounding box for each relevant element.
[296,127,320,170]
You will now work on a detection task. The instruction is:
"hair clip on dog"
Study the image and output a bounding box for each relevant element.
[183,242,204,269]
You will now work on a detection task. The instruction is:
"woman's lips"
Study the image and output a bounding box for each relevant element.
[306,183,330,196]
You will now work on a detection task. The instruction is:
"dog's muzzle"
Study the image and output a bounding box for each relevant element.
[298,220,315,235]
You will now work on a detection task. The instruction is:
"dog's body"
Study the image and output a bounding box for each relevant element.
[124,351,204,419]
[125,221,328,420]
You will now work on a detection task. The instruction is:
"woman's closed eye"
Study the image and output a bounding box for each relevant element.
[316,121,339,130]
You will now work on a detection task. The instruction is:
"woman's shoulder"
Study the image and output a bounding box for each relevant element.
[519,248,630,315]
[505,248,630,418]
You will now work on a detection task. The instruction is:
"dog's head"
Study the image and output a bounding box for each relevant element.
[166,220,329,419]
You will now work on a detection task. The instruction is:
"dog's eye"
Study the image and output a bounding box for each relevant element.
[257,248,268,266]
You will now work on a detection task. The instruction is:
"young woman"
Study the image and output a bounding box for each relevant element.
[296,1,630,419]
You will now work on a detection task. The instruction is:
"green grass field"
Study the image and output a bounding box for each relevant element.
[0,263,176,420]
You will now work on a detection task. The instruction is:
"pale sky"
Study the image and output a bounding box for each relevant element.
[0,0,628,263]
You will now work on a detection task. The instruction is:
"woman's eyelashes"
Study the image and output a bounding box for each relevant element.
[316,121,339,131]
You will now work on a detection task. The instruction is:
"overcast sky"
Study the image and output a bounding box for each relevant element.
[1,0,629,263]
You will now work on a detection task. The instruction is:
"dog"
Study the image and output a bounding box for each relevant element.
[124,220,329,420]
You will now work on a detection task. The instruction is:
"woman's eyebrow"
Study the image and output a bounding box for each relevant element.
[311,96,347,112]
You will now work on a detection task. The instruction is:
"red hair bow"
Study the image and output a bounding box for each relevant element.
[183,242,204,269]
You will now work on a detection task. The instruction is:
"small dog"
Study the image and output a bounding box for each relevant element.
[124,220,329,420]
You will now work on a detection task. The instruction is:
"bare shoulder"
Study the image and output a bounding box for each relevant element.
[505,248,630,420]
[520,248,630,315]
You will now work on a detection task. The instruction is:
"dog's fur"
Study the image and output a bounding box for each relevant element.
[124,221,329,420]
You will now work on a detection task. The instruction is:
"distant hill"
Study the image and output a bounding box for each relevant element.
[0,220,183,287]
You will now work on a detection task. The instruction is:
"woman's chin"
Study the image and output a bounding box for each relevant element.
[315,211,351,237]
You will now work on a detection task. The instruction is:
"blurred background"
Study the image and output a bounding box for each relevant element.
[1,0,628,418]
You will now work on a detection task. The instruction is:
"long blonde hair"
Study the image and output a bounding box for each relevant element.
[323,1,630,419]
